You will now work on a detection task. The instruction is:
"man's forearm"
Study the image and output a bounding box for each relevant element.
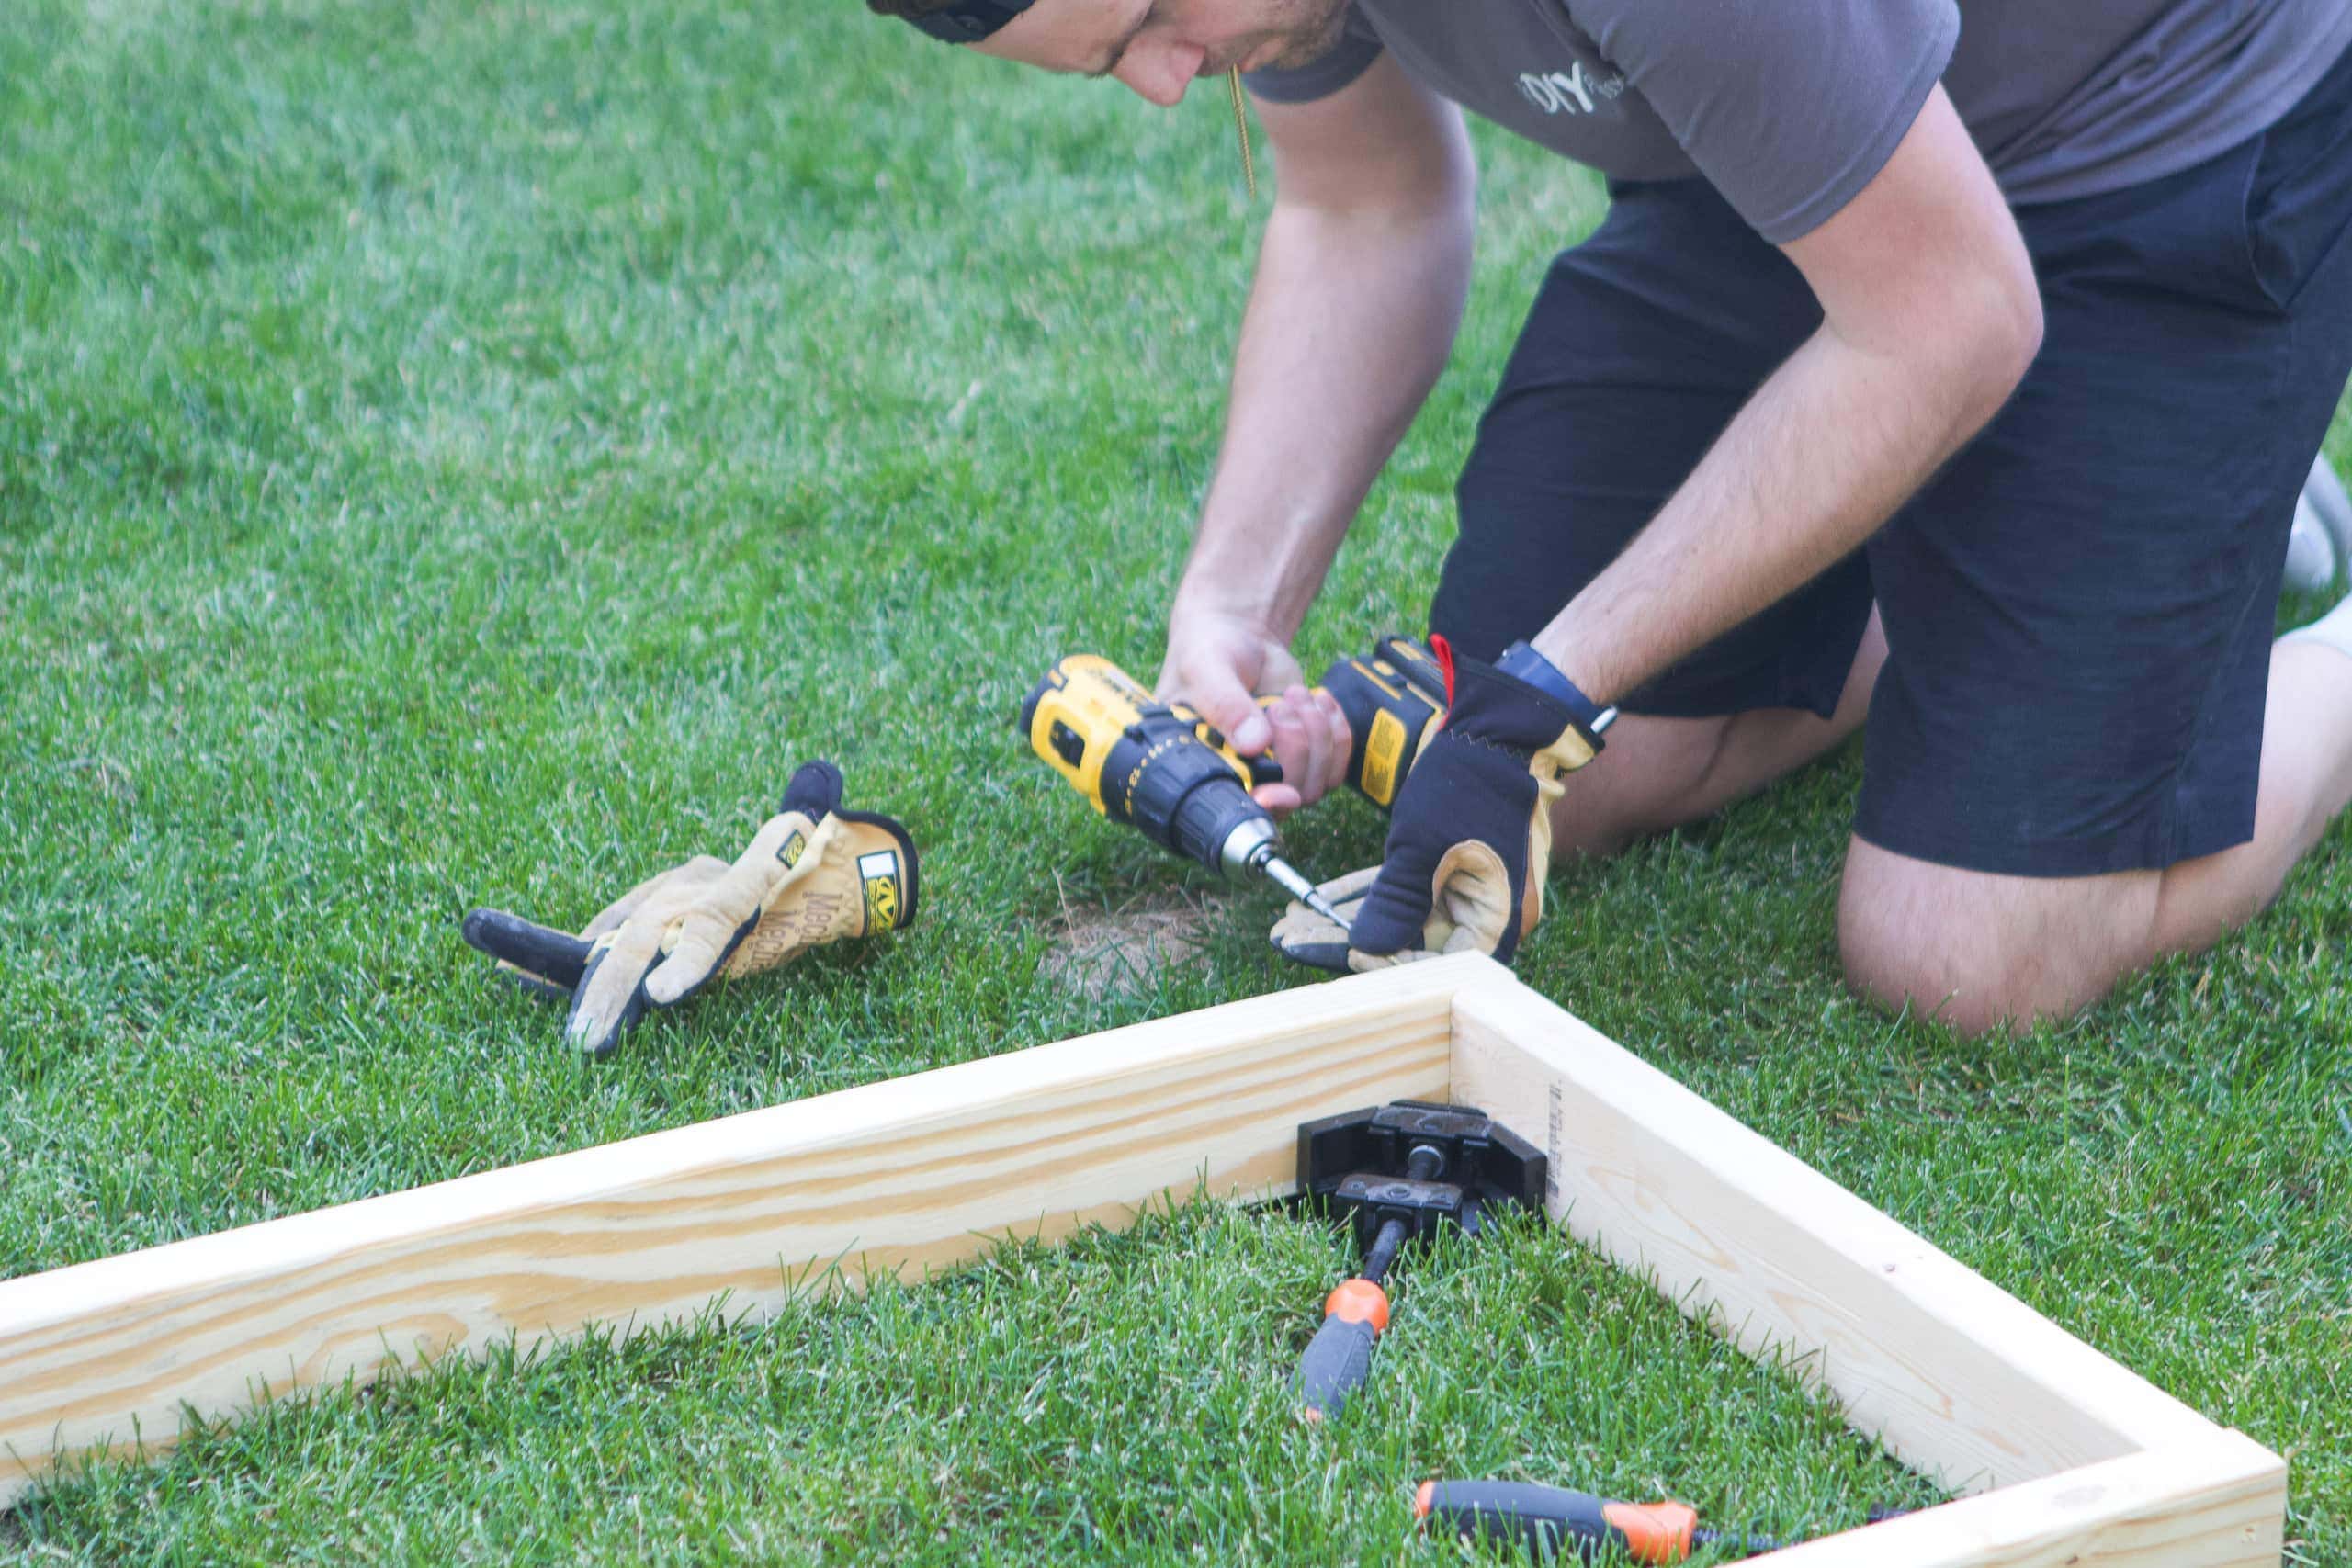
[1530,317,2031,705]
[1530,86,2041,708]
[1173,191,1475,637]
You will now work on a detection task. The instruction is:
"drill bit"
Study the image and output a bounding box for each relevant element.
[1227,68,1257,198]
[1257,852,1351,932]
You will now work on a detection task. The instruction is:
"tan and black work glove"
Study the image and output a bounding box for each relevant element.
[461,761,919,1056]
[1269,865,1380,974]
[1343,639,1607,968]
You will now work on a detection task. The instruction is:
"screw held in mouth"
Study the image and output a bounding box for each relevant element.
[1227,68,1257,198]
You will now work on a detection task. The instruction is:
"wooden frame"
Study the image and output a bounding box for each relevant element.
[0,955,2284,1562]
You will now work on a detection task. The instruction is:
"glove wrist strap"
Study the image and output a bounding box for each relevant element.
[1496,640,1618,740]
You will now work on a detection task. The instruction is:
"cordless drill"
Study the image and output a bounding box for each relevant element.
[1021,655,1351,928]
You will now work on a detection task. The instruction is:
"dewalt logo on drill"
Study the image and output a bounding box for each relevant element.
[858,850,904,931]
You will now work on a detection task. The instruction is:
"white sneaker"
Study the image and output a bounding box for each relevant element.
[2285,455,2352,592]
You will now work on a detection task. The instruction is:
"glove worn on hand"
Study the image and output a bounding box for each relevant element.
[1345,644,1604,969]
[461,761,919,1056]
[1268,864,1379,974]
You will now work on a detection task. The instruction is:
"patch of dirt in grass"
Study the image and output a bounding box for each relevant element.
[58,754,134,804]
[1040,891,1235,999]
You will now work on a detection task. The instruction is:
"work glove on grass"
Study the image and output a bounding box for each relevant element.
[462,761,919,1057]
[1344,641,1606,969]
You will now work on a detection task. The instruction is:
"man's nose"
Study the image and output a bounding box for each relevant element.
[1114,38,1207,107]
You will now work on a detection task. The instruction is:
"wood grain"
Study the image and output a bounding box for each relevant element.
[0,955,1484,1506]
[1757,1430,2285,1566]
[6,952,2287,1566]
[1447,974,2227,1495]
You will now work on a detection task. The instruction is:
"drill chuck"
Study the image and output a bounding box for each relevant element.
[1023,657,1346,929]
[1229,824,1351,930]
[1114,725,1273,874]
[1216,812,1281,880]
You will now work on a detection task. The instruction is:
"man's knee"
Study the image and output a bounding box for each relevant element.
[1547,712,1741,857]
[1549,615,1883,861]
[1838,838,2161,1035]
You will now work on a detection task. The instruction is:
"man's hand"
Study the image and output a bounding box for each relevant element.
[1158,607,1351,814]
[1346,644,1606,968]
[461,761,919,1056]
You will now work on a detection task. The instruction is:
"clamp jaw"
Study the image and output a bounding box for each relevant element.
[1298,1100,1546,1249]
[1291,1101,1546,1421]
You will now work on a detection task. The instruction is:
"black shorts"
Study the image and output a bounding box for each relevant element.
[1430,39,2352,877]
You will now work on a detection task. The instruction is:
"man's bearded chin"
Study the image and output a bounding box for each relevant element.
[1253,0,1353,70]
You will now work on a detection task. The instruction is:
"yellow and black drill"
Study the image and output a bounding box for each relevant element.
[1020,636,1455,931]
[1021,655,1354,928]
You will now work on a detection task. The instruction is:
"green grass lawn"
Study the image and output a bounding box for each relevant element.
[5,1,2349,1562]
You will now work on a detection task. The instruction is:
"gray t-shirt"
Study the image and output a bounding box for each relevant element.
[1246,0,2352,243]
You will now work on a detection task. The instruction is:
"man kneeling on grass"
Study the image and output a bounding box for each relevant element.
[879,0,2352,1034]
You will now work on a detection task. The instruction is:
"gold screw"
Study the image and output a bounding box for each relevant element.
[1227,68,1257,199]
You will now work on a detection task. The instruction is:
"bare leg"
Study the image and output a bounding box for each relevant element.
[1548,612,1887,855]
[1840,637,2352,1034]
[2154,641,2352,946]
